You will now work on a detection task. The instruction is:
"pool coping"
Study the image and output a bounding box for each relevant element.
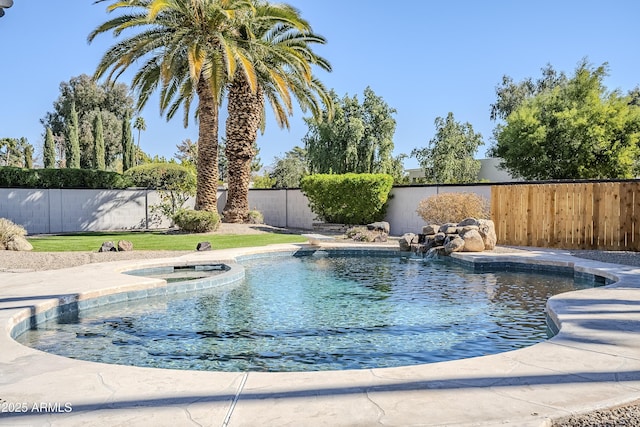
[1,243,639,426]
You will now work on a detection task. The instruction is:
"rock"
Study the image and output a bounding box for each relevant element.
[372,234,388,243]
[399,233,416,251]
[6,236,33,251]
[458,218,481,227]
[434,232,446,245]
[439,223,459,234]
[422,224,440,235]
[197,241,212,251]
[444,236,465,254]
[461,229,485,252]
[98,241,117,252]
[478,219,497,250]
[367,221,390,234]
[460,225,479,233]
[117,240,133,252]
[427,246,447,257]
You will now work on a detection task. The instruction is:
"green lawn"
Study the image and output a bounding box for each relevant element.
[27,231,308,252]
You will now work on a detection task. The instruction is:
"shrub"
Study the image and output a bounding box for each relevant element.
[301,173,394,225]
[246,210,264,224]
[173,209,220,233]
[0,218,27,247]
[416,192,490,224]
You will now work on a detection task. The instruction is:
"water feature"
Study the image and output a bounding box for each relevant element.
[16,251,598,372]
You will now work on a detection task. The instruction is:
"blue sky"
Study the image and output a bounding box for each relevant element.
[1,1,639,170]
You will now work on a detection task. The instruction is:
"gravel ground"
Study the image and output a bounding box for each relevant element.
[2,232,640,425]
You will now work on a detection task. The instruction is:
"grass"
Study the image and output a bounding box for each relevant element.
[27,231,308,252]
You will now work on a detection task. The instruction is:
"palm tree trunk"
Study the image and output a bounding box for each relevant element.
[223,74,264,223]
[195,74,220,212]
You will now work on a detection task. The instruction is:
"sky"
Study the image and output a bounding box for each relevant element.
[1,1,640,170]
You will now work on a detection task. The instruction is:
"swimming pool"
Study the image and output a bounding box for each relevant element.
[16,251,597,372]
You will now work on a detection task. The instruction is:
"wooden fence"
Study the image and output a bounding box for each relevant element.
[491,182,640,250]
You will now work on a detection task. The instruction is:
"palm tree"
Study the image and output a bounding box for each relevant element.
[222,2,332,222]
[89,0,257,212]
[133,116,146,165]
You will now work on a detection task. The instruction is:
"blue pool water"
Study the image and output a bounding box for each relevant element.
[17,253,596,372]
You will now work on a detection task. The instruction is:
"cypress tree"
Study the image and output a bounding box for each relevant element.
[23,142,33,169]
[66,102,81,168]
[43,127,56,168]
[93,113,106,170]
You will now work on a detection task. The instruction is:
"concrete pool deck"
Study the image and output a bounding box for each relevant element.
[1,243,639,426]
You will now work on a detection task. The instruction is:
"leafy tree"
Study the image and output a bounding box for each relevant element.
[411,112,483,184]
[490,61,640,179]
[489,64,567,122]
[93,113,106,170]
[121,111,134,171]
[41,74,133,169]
[270,146,308,188]
[304,87,405,180]
[222,2,332,223]
[66,102,81,168]
[43,128,56,168]
[90,0,265,213]
[0,138,16,166]
[125,163,196,225]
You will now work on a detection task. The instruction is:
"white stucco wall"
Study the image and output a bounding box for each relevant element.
[0,185,492,235]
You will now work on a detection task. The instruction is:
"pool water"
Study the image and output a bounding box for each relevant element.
[17,253,596,372]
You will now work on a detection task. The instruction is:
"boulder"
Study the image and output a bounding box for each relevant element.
[399,233,416,251]
[478,219,497,250]
[461,229,485,252]
[197,241,212,251]
[422,224,440,235]
[367,221,390,234]
[460,225,479,233]
[439,223,458,234]
[458,218,481,227]
[98,241,117,252]
[434,232,446,245]
[444,236,465,254]
[427,246,447,257]
[117,240,134,252]
[372,234,388,243]
[6,236,33,251]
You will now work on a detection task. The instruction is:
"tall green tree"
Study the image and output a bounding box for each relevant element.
[304,87,404,180]
[93,113,106,170]
[491,61,640,179]
[66,102,81,168]
[222,1,332,222]
[42,74,134,169]
[133,116,147,166]
[121,111,134,171]
[133,116,146,166]
[411,112,483,184]
[23,142,33,169]
[489,64,567,122]
[90,0,261,212]
[43,127,56,168]
[270,146,308,188]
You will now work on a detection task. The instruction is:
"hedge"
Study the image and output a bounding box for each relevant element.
[300,173,394,225]
[0,167,131,189]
